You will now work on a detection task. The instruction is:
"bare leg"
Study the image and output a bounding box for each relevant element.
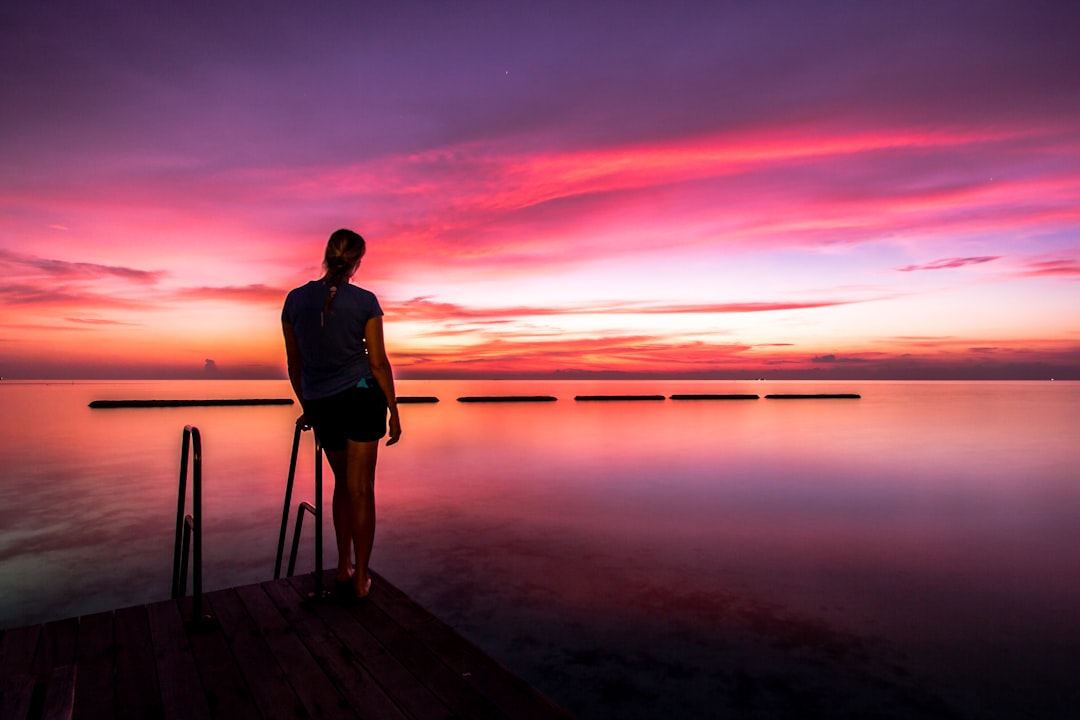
[345,438,379,596]
[324,448,353,582]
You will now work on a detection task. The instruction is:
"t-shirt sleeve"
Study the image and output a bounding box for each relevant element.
[281,289,296,323]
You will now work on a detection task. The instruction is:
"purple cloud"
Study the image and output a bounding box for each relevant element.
[1021,259,1080,277]
[0,249,165,283]
[897,256,1000,272]
[392,296,861,323]
[64,317,141,326]
[175,284,286,304]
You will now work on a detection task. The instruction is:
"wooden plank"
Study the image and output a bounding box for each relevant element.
[204,588,308,720]
[261,579,408,720]
[173,596,259,720]
[33,618,79,674]
[40,665,76,720]
[295,573,509,720]
[113,605,162,720]
[234,583,358,719]
[73,612,115,720]
[3,573,571,720]
[146,600,212,720]
[368,571,573,720]
[0,673,34,720]
[0,624,41,675]
[284,575,455,720]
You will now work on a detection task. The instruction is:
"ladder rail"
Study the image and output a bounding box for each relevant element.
[286,501,317,577]
[273,422,304,579]
[274,418,326,597]
[171,425,206,623]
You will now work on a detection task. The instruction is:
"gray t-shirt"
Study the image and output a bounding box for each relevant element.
[282,280,383,400]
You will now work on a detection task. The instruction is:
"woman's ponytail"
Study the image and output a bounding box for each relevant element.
[321,229,366,322]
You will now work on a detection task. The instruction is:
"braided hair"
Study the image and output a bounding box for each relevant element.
[321,229,366,323]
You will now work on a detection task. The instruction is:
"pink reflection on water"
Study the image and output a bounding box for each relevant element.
[2,380,1079,717]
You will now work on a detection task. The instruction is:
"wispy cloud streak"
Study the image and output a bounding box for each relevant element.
[897,257,1000,272]
[390,296,863,323]
[1020,259,1080,277]
[174,284,287,304]
[0,249,165,283]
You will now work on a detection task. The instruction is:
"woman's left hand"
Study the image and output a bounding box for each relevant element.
[387,413,402,446]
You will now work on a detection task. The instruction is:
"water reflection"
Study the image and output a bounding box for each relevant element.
[1,380,1078,718]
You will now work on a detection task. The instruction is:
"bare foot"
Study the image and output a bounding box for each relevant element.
[354,574,372,599]
[336,562,359,583]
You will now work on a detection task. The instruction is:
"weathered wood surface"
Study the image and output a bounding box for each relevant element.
[0,571,573,720]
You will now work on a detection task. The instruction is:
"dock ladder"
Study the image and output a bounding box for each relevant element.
[274,418,327,597]
[171,425,212,626]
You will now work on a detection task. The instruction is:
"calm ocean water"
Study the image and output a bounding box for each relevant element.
[1,379,1078,719]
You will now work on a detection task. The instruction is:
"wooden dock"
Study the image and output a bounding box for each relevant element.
[0,570,573,720]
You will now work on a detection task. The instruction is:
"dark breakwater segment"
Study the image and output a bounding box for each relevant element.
[398,396,440,404]
[670,394,760,400]
[575,395,666,401]
[89,398,295,408]
[764,393,861,399]
[457,396,558,403]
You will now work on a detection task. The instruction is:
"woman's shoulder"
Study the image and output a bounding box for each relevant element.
[343,284,383,315]
[287,279,321,294]
[344,283,378,300]
[284,280,320,303]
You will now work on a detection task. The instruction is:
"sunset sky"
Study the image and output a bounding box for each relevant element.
[2,1,1078,379]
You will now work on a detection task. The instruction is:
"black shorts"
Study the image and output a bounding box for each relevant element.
[305,382,387,450]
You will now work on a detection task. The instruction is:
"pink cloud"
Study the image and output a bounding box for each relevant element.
[395,333,758,377]
[1020,259,1080,277]
[236,122,1059,276]
[390,296,863,324]
[897,256,1000,272]
[0,283,145,310]
[391,331,1080,380]
[0,249,165,283]
[64,317,141,326]
[174,284,287,304]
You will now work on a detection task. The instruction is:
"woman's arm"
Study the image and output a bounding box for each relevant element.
[282,321,306,412]
[365,315,401,445]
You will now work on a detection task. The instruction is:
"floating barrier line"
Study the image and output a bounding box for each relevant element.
[670,394,760,400]
[574,394,666,401]
[90,393,862,407]
[457,395,557,403]
[89,398,294,408]
[764,393,861,399]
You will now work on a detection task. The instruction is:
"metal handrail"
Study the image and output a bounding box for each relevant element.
[171,425,209,623]
[274,419,325,597]
[287,501,317,577]
[273,422,302,579]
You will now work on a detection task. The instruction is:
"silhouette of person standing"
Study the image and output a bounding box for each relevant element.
[282,229,401,599]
